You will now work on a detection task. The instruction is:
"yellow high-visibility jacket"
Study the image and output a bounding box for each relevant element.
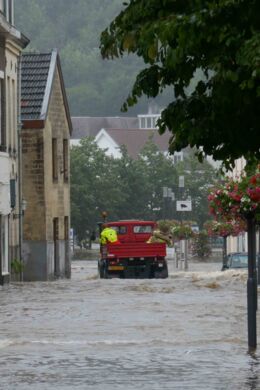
[100,227,119,245]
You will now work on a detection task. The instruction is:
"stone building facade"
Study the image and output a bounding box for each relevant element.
[0,0,29,284]
[21,50,72,281]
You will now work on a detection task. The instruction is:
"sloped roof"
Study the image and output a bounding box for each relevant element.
[71,116,139,139]
[21,52,52,120]
[21,50,72,133]
[100,128,171,158]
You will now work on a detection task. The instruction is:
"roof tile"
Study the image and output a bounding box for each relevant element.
[21,53,52,120]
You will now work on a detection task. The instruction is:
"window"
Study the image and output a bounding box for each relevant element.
[53,217,59,275]
[110,226,127,234]
[140,117,146,129]
[2,1,13,24]
[52,138,58,181]
[63,139,68,181]
[0,0,4,13]
[138,114,160,129]
[8,0,13,24]
[133,225,153,234]
[64,216,69,240]
[173,152,183,164]
[0,78,3,148]
[147,117,152,128]
[53,217,59,241]
[10,179,15,208]
[109,226,127,234]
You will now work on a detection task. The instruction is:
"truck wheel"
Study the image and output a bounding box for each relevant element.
[99,266,104,279]
[98,261,105,279]
[155,267,168,279]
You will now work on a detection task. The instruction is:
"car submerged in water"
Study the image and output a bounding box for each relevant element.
[222,252,248,271]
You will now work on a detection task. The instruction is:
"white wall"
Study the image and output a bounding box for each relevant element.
[0,152,11,214]
[95,129,122,159]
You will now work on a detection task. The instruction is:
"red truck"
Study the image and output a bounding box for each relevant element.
[98,220,168,279]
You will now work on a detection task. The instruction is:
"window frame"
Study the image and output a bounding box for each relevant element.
[63,138,68,181]
[52,138,58,181]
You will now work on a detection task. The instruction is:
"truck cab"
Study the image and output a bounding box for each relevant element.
[98,220,168,279]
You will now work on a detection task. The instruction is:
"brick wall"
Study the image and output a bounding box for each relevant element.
[21,64,71,280]
[22,129,46,240]
[44,67,70,242]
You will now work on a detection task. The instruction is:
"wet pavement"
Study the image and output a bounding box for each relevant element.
[0,258,260,389]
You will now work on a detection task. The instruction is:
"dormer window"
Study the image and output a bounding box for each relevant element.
[138,114,160,129]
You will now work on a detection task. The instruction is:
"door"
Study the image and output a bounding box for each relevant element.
[53,218,59,277]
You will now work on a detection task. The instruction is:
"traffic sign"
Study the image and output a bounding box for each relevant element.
[176,200,192,211]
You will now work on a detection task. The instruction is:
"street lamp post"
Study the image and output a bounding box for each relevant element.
[162,187,168,220]
[162,187,175,220]
[247,214,257,351]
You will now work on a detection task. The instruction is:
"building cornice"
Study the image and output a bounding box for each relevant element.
[22,120,45,129]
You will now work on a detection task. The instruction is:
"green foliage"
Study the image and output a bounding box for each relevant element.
[171,222,194,241]
[174,155,219,227]
[11,259,24,274]
[100,0,260,169]
[191,231,212,259]
[70,139,218,240]
[70,137,122,240]
[156,220,173,234]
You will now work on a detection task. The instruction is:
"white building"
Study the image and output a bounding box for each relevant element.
[71,114,185,162]
[0,0,29,284]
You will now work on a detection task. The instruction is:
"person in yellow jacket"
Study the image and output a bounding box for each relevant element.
[100,227,120,245]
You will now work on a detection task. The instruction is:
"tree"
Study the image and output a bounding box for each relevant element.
[174,155,219,227]
[111,145,150,219]
[71,138,219,239]
[138,139,178,219]
[191,231,212,260]
[70,138,122,241]
[100,0,260,168]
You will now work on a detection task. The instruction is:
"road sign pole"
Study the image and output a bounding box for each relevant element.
[184,239,188,270]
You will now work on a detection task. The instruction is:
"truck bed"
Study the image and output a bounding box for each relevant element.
[106,242,166,258]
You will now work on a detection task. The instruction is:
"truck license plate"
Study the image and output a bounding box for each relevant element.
[108,266,124,271]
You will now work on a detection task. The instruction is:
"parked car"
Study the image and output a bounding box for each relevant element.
[222,252,248,270]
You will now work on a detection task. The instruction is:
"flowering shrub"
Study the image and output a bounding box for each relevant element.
[208,166,260,219]
[157,220,177,234]
[171,223,194,240]
[204,219,246,238]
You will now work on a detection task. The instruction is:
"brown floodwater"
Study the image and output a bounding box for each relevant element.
[0,259,260,389]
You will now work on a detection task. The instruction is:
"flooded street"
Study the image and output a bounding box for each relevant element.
[1,259,260,389]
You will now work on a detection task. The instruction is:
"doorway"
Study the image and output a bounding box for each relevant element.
[53,217,59,277]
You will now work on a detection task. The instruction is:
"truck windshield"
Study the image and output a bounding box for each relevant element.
[133,225,153,233]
